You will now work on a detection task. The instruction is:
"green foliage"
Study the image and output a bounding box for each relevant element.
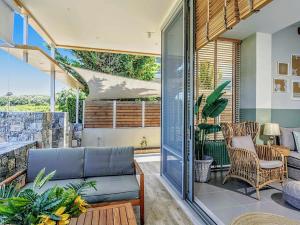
[0,169,95,225]
[56,89,86,123]
[0,95,49,106]
[70,51,160,81]
[194,81,230,160]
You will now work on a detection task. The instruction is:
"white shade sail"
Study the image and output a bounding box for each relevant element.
[73,67,160,100]
[0,0,14,45]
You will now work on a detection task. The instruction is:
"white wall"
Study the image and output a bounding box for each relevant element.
[82,127,160,148]
[256,32,272,109]
[272,23,300,109]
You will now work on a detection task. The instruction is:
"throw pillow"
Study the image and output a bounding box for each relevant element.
[293,131,300,153]
[232,135,256,154]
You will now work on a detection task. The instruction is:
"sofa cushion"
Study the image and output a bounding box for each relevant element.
[232,135,256,154]
[23,179,85,193]
[280,127,300,151]
[84,147,134,177]
[84,176,139,203]
[27,148,85,182]
[288,151,300,169]
[259,160,283,169]
[293,131,300,153]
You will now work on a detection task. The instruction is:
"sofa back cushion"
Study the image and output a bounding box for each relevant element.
[84,147,134,177]
[232,135,257,155]
[27,148,85,182]
[280,127,300,151]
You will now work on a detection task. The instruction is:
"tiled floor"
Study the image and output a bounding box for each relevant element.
[195,171,300,225]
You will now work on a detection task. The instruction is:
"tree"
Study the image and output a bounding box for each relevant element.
[56,89,86,123]
[54,49,159,82]
[70,51,159,81]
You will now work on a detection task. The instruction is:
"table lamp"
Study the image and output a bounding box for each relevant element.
[263,123,280,146]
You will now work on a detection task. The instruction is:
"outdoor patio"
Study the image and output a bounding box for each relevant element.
[2,0,300,224]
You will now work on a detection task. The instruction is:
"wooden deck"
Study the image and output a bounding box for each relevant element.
[135,154,194,225]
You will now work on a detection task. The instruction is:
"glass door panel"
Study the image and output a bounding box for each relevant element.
[161,6,185,196]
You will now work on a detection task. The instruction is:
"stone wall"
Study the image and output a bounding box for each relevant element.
[0,141,36,182]
[0,112,69,148]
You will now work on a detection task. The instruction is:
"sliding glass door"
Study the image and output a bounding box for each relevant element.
[161,4,185,197]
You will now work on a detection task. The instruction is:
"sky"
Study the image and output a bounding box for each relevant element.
[0,13,71,96]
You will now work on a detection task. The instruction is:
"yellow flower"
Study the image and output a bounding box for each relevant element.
[55,207,70,225]
[38,215,56,225]
[74,196,89,213]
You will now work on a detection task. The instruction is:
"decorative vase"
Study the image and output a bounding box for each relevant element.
[194,155,213,183]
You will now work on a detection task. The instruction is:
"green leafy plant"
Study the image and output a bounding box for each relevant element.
[194,81,230,160]
[0,169,96,225]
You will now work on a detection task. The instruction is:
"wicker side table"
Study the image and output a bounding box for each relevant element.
[272,145,290,179]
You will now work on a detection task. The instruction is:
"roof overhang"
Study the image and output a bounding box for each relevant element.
[13,0,179,56]
[0,45,84,89]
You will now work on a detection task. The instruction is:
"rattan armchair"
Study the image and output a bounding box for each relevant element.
[221,121,285,200]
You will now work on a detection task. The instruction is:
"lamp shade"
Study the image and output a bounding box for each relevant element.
[263,123,280,136]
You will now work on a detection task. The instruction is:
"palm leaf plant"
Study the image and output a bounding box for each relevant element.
[0,169,96,225]
[194,80,231,160]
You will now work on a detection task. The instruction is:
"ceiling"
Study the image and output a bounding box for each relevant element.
[17,0,178,55]
[223,0,300,40]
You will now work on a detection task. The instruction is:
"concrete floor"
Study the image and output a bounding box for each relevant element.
[195,171,300,225]
[134,154,195,225]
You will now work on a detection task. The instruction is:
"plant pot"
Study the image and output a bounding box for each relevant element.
[194,155,213,183]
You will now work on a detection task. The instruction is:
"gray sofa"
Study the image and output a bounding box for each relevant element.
[279,127,300,180]
[1,147,144,224]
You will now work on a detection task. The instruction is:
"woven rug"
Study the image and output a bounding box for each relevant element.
[231,212,300,225]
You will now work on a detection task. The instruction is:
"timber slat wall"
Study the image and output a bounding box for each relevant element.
[196,0,272,50]
[84,101,160,128]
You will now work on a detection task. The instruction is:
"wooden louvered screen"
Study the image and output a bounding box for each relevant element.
[225,0,239,28]
[84,101,160,128]
[195,0,272,50]
[195,39,241,139]
[195,0,209,49]
[253,0,272,10]
[145,102,160,127]
[116,102,142,127]
[84,101,113,128]
[208,0,226,40]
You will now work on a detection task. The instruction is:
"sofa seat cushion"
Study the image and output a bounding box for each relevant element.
[84,176,139,204]
[259,160,283,169]
[23,179,85,193]
[288,151,300,169]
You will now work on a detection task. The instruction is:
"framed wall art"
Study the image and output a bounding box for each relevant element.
[291,55,300,76]
[277,62,289,75]
[292,80,300,99]
[273,78,288,93]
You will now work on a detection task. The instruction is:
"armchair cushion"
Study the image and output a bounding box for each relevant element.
[232,135,256,154]
[259,160,283,169]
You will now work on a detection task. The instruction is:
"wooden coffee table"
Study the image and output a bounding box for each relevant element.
[272,145,290,179]
[69,203,137,225]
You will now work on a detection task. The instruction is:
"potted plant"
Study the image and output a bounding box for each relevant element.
[0,169,96,225]
[194,81,230,182]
